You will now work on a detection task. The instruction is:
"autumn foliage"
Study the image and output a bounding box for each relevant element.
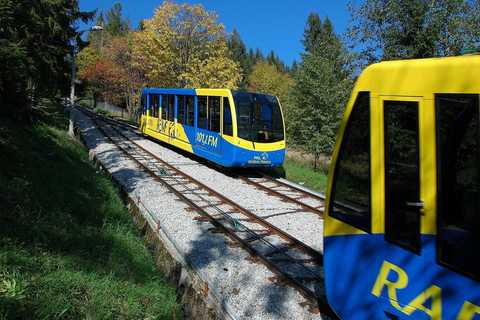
[78,1,244,116]
[134,1,242,89]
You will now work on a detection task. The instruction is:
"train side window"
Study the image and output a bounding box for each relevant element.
[384,101,420,254]
[148,94,154,116]
[197,96,208,130]
[177,95,185,124]
[236,101,252,140]
[209,96,221,133]
[161,94,167,120]
[437,94,480,280]
[223,97,233,136]
[153,94,160,118]
[186,96,195,126]
[168,95,175,121]
[329,92,371,232]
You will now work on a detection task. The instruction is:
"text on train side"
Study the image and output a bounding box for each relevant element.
[372,260,480,319]
[196,132,218,148]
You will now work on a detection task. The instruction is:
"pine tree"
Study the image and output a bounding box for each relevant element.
[227,28,250,90]
[300,12,322,56]
[0,0,95,115]
[105,2,131,37]
[286,13,353,155]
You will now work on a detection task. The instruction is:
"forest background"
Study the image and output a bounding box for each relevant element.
[1,0,480,157]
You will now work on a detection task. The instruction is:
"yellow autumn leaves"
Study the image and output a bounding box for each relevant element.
[134,1,242,89]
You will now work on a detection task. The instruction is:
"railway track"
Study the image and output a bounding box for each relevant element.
[77,107,337,318]
[239,175,326,216]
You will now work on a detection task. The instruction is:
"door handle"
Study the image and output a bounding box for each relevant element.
[406,201,424,208]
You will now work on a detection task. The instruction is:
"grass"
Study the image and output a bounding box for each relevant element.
[264,149,331,194]
[0,101,183,319]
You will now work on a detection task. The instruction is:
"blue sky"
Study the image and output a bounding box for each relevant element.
[78,0,362,66]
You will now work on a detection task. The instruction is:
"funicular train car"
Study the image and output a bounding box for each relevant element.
[139,88,285,167]
[324,55,480,319]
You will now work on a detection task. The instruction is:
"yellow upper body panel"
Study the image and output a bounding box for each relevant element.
[325,55,480,237]
[354,55,480,98]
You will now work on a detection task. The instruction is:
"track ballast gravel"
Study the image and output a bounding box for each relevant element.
[76,111,327,320]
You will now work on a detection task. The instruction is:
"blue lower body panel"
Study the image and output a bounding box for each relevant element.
[324,234,480,319]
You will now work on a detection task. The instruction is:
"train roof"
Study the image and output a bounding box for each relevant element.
[353,55,480,98]
[141,88,279,103]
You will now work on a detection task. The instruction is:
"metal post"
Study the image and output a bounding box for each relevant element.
[68,26,103,137]
[68,40,77,136]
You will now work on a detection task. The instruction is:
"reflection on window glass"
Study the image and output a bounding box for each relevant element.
[186,96,195,126]
[209,97,220,133]
[167,95,174,121]
[384,101,420,253]
[177,95,185,124]
[223,97,233,136]
[197,96,207,130]
[161,94,167,120]
[151,94,159,118]
[148,94,154,116]
[329,92,371,232]
[142,94,147,115]
[232,90,284,143]
[437,94,480,280]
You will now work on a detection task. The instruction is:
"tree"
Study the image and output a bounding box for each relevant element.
[300,12,322,56]
[247,60,293,103]
[79,32,145,117]
[347,0,480,64]
[134,1,241,89]
[0,0,95,116]
[227,28,250,90]
[286,13,353,155]
[104,2,131,37]
[76,47,103,101]
[286,54,353,155]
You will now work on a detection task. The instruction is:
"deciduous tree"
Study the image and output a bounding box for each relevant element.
[248,60,293,103]
[134,1,241,89]
[347,0,480,64]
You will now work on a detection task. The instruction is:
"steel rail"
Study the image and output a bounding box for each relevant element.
[82,110,337,318]
[239,176,325,216]
[108,124,324,265]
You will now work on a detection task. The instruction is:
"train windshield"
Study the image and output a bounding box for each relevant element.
[232,90,284,143]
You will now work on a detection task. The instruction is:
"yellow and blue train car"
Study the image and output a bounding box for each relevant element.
[139,88,285,167]
[324,55,480,319]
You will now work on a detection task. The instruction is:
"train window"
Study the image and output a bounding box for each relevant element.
[186,96,195,126]
[153,94,160,118]
[329,92,371,232]
[168,95,174,121]
[232,91,284,143]
[236,101,252,140]
[209,97,221,133]
[437,94,480,280]
[142,94,148,115]
[223,97,233,136]
[384,101,420,254]
[148,94,154,116]
[161,94,167,120]
[270,102,284,142]
[197,96,208,130]
[177,95,185,124]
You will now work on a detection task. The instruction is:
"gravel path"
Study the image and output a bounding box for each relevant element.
[76,111,327,320]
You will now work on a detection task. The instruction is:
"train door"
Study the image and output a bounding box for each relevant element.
[176,95,195,144]
[195,96,222,154]
[382,98,422,254]
[377,96,437,312]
